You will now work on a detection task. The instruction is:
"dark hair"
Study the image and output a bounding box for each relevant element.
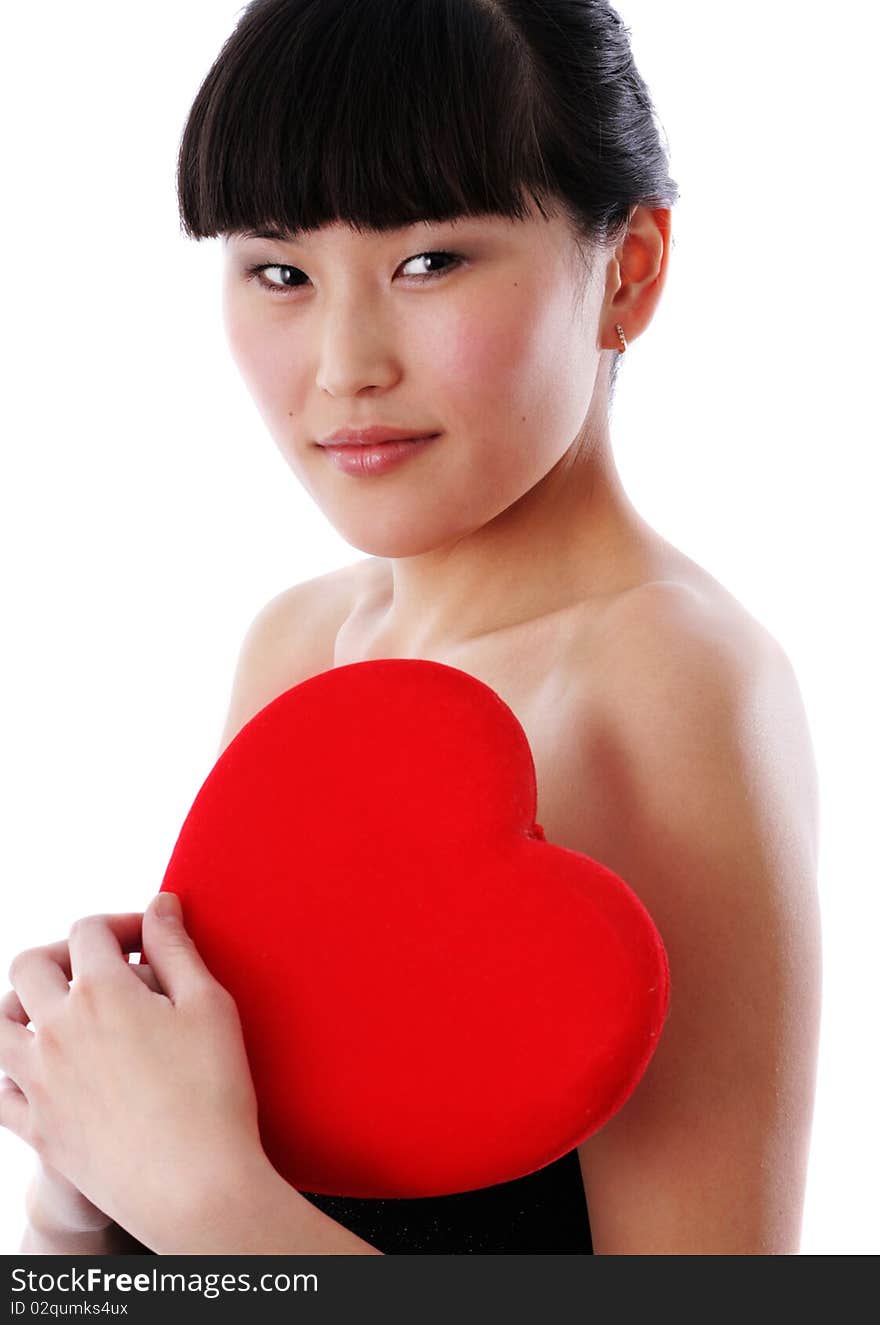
[176,0,679,398]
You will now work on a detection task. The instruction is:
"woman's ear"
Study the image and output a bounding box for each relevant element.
[599,205,672,352]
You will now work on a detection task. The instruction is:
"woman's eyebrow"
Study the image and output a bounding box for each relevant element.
[238,226,303,242]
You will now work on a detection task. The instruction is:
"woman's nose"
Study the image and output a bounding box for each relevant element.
[312,299,402,397]
[314,339,400,394]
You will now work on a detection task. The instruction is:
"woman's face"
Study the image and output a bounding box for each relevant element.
[221,202,608,557]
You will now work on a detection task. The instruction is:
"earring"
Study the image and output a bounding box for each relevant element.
[615,323,628,354]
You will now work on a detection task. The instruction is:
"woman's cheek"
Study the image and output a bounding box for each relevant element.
[426,302,533,410]
[420,313,551,496]
[229,325,302,429]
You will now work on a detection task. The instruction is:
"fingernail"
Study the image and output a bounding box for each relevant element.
[154,891,181,922]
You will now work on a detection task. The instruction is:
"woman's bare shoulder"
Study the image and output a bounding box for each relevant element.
[594,573,790,686]
[269,557,372,630]
[573,570,819,865]
[216,557,374,754]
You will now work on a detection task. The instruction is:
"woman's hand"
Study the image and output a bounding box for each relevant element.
[18,964,162,1239]
[0,893,269,1250]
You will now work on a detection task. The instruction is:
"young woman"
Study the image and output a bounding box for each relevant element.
[4,0,821,1255]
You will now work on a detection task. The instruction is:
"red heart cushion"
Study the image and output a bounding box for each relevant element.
[158,658,669,1197]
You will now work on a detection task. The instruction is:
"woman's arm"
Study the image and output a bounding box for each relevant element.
[19,1219,149,1256]
[14,1064,381,1256]
[9,577,367,1258]
[19,1154,383,1255]
[574,585,822,1254]
[139,1158,383,1255]
[20,1162,151,1254]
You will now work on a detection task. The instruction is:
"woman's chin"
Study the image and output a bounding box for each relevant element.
[328,518,472,561]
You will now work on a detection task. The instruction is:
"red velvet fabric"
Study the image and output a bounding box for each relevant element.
[159,658,670,1197]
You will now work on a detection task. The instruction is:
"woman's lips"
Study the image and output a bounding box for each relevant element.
[319,434,442,477]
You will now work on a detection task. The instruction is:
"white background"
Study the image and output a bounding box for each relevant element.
[1,2,876,1254]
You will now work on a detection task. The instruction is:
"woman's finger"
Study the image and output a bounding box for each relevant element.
[0,989,33,1085]
[7,923,142,1023]
[0,1073,30,1142]
[7,948,69,1024]
[8,939,73,984]
[9,937,155,994]
[1,987,31,1028]
[0,959,163,1102]
[67,912,146,984]
[129,963,163,995]
[4,945,161,1029]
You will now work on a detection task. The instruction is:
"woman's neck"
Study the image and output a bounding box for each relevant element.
[368,437,661,655]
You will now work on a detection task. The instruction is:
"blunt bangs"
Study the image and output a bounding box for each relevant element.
[177,0,566,242]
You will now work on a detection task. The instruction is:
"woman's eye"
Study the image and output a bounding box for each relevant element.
[244,263,308,294]
[244,251,462,296]
[398,251,462,279]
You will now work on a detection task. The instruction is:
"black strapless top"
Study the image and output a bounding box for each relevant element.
[299,1148,592,1254]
